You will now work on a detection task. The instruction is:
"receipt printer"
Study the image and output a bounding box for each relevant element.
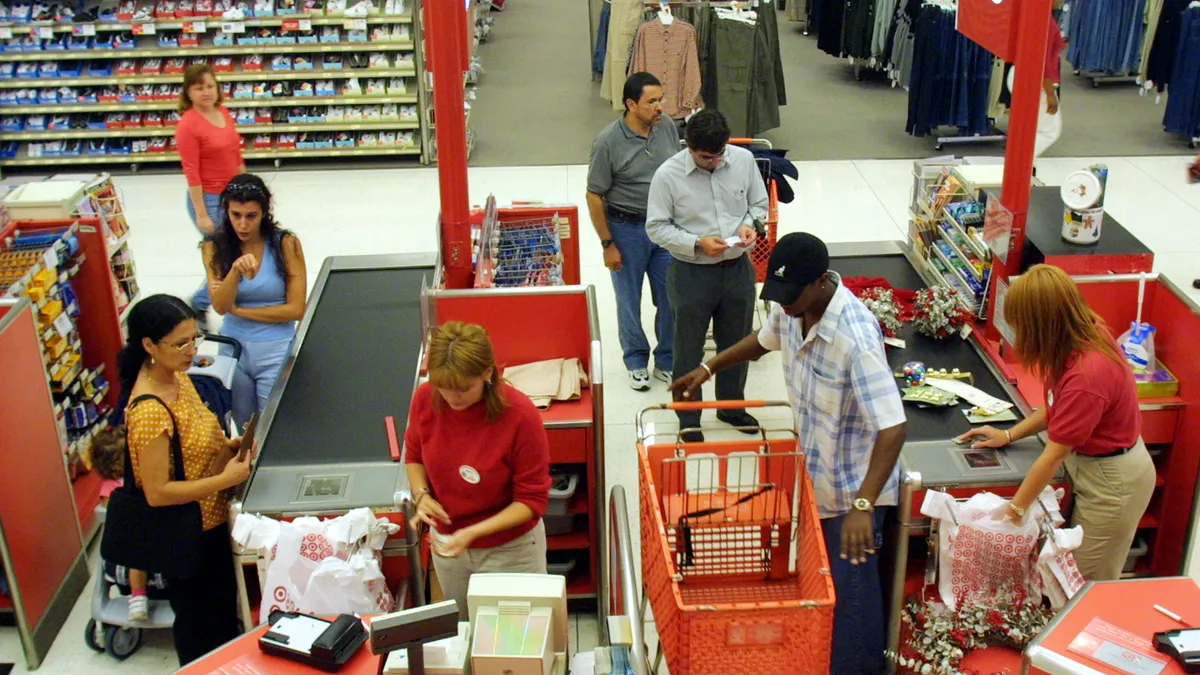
[1154,628,1200,673]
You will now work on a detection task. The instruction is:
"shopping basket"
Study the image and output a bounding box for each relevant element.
[636,401,835,675]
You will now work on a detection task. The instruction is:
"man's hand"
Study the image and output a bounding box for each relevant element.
[668,367,710,400]
[736,223,758,248]
[1046,91,1059,115]
[603,243,623,272]
[697,236,729,258]
[434,527,477,558]
[841,510,876,565]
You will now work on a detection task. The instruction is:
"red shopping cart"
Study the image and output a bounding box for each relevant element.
[729,138,780,283]
[636,401,835,675]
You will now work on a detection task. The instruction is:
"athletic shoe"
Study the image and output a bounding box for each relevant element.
[653,367,671,383]
[629,369,650,391]
[128,595,149,622]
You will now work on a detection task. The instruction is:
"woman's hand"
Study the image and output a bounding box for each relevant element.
[414,496,451,530]
[220,444,254,488]
[232,253,260,280]
[196,212,216,236]
[434,527,477,558]
[992,500,1025,525]
[956,425,1009,449]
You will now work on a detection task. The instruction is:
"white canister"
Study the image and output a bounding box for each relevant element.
[1062,206,1103,244]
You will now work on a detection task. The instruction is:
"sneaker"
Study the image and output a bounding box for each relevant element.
[128,594,149,622]
[629,369,650,391]
[653,367,671,383]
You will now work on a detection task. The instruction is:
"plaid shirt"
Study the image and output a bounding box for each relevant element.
[758,272,906,518]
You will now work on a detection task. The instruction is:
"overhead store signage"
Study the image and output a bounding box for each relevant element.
[956,0,1017,60]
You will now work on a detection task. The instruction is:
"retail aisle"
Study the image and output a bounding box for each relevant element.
[3,154,1199,673]
[469,3,1180,165]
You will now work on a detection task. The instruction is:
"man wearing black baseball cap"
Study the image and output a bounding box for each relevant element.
[670,232,907,675]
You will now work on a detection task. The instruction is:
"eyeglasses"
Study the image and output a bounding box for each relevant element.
[164,334,205,352]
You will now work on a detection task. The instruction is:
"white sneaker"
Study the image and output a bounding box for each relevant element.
[128,595,149,622]
[629,369,650,391]
[653,367,671,383]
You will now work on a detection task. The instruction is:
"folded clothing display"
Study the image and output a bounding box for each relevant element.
[504,358,589,410]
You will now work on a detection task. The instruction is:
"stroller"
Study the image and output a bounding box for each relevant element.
[85,334,241,660]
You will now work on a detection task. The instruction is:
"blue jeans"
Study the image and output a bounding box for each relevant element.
[608,214,674,372]
[220,337,292,428]
[821,508,888,675]
[185,191,223,312]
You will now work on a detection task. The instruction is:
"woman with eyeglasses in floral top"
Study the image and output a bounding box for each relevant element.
[202,173,307,427]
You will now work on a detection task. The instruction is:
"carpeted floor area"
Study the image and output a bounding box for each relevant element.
[467,0,1190,166]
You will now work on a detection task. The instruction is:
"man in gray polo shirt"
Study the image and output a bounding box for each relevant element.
[647,108,768,441]
[586,72,681,391]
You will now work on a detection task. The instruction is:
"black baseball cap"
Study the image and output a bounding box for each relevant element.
[760,233,830,304]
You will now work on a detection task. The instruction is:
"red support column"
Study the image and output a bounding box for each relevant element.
[426,0,472,289]
[985,0,1052,338]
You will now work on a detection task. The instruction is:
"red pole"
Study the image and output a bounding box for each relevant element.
[426,0,472,289]
[985,0,1052,340]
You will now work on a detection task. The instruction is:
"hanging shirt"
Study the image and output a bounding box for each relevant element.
[628,18,704,119]
[1045,20,1067,84]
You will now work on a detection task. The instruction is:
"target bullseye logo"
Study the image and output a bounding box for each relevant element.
[274,586,288,602]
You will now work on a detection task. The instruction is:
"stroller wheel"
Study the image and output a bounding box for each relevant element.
[104,624,142,660]
[84,619,105,653]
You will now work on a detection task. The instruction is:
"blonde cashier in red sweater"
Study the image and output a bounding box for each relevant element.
[405,321,553,618]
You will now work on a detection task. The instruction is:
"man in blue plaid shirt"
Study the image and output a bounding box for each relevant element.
[670,232,907,675]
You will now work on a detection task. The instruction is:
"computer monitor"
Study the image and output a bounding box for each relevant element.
[466,573,568,653]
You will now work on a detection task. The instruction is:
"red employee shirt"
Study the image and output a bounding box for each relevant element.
[1045,21,1066,84]
[1044,349,1141,456]
[404,382,552,549]
[174,106,243,195]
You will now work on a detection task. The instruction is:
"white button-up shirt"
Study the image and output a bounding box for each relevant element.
[757,272,906,518]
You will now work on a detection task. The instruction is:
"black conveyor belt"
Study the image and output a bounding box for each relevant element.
[831,254,1020,443]
[257,267,427,468]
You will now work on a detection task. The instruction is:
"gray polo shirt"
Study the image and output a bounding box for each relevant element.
[646,145,770,264]
[586,116,681,214]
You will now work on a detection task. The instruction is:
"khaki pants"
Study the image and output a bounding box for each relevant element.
[1065,440,1155,581]
[431,521,547,619]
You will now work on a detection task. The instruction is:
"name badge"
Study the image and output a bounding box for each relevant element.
[459,465,481,485]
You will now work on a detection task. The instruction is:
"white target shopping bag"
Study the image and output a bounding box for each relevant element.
[233,507,400,618]
[922,490,1046,609]
[1038,525,1086,609]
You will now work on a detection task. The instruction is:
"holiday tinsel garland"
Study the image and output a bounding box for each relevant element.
[912,286,972,338]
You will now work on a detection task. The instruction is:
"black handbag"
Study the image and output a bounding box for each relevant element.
[101,394,204,579]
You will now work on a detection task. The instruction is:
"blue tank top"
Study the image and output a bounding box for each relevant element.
[219,236,296,342]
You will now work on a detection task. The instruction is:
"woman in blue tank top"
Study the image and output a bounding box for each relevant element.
[202,174,307,427]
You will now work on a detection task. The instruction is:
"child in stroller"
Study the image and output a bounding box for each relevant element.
[88,427,151,622]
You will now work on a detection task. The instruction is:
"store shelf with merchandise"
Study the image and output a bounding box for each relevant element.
[0,0,435,166]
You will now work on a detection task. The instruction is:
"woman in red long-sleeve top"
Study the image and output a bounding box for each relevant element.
[174,63,245,318]
[405,321,552,617]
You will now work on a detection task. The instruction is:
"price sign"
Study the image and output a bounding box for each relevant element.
[72,23,97,36]
[132,22,156,35]
[43,245,59,271]
[343,18,366,30]
[36,25,54,39]
[220,20,246,33]
[183,20,207,33]
[53,312,74,339]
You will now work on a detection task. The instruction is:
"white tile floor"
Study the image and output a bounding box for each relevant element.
[5,155,1200,672]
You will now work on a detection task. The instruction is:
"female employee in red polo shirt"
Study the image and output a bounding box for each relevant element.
[961,265,1155,581]
[405,321,552,616]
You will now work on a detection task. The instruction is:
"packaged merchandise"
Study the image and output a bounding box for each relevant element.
[271,55,292,70]
[148,137,168,152]
[140,58,163,74]
[378,130,396,146]
[293,80,315,96]
[323,53,343,70]
[325,105,345,121]
[255,107,272,123]
[362,104,380,120]
[380,103,398,120]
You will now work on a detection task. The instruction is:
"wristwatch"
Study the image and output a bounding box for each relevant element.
[1008,502,1027,518]
[852,498,873,513]
[601,239,614,249]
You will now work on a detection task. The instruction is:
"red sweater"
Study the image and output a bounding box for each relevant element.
[175,106,243,195]
[1045,349,1141,456]
[404,382,551,549]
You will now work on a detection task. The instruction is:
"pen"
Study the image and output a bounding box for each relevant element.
[1154,605,1191,627]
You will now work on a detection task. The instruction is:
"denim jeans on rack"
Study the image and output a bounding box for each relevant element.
[1164,8,1200,135]
[592,0,610,76]
[608,211,674,374]
[821,508,889,675]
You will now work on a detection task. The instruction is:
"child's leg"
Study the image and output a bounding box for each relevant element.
[128,569,149,621]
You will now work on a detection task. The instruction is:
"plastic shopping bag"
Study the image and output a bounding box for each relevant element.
[236,507,400,618]
[1037,526,1085,610]
[922,490,1045,609]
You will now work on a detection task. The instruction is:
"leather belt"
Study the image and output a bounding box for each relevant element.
[606,205,646,220]
[1088,447,1130,458]
[681,256,743,269]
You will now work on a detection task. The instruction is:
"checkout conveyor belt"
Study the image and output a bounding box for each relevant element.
[238,254,436,516]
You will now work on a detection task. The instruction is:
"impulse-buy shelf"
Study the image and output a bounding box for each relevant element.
[0,41,414,61]
[3,145,421,165]
[0,66,417,87]
[0,94,417,113]
[0,13,412,32]
[3,120,419,139]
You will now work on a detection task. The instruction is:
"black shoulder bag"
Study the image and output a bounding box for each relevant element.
[101,394,204,578]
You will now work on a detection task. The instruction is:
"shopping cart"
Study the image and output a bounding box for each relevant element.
[730,139,782,284]
[636,401,835,675]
